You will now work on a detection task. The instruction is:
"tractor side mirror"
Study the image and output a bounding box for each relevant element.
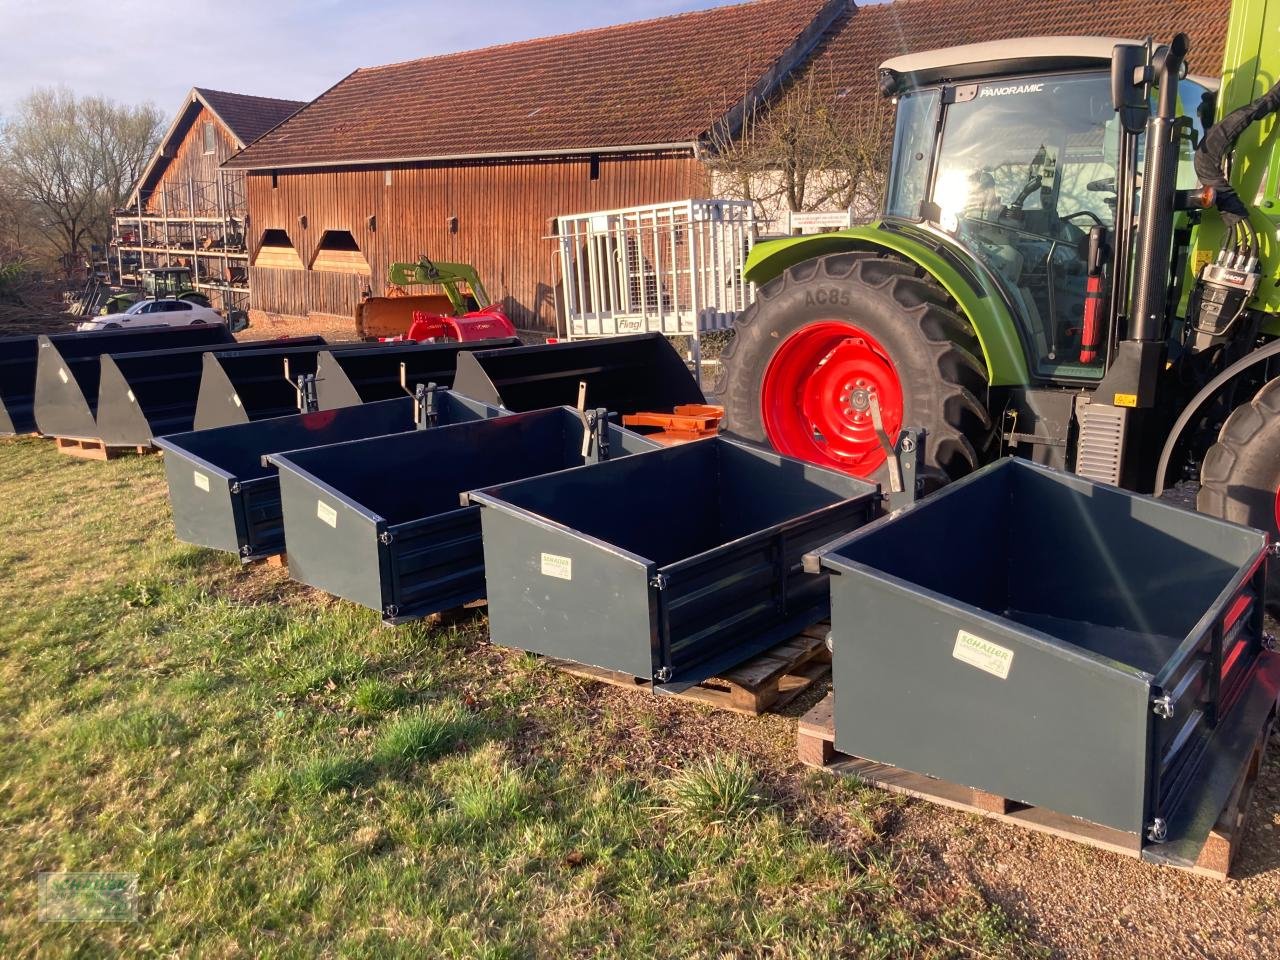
[1111,43,1151,135]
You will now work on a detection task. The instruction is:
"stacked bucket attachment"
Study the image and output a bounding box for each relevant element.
[33,325,236,441]
[806,458,1278,867]
[451,333,706,415]
[156,390,502,563]
[191,340,422,430]
[0,335,39,436]
[95,337,325,447]
[268,406,659,623]
[469,438,878,690]
[314,338,521,409]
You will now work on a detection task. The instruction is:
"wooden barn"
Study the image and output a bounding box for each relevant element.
[225,0,1229,337]
[111,88,304,314]
[225,0,846,334]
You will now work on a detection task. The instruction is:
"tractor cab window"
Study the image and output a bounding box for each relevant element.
[886,89,940,219]
[918,71,1118,379]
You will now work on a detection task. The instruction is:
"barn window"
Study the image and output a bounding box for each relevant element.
[310,230,371,275]
[253,229,304,269]
[202,122,216,155]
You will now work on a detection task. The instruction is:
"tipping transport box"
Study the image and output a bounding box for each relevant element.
[268,407,660,623]
[808,457,1278,867]
[468,437,879,689]
[156,391,502,562]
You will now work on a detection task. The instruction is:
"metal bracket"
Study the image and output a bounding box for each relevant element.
[284,358,319,414]
[1151,693,1175,719]
[1146,817,1168,843]
[654,666,673,684]
[401,364,438,430]
[383,603,400,619]
[650,573,669,590]
[866,392,924,512]
[1263,632,1278,653]
[574,382,610,462]
[1267,542,1280,560]
[379,531,395,546]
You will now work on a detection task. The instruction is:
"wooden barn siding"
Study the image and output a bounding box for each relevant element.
[143,105,239,212]
[245,153,708,331]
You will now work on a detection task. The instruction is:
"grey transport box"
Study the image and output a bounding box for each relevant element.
[33,325,235,439]
[809,458,1279,865]
[314,337,521,409]
[469,437,879,690]
[192,340,417,430]
[156,391,501,562]
[0,335,39,435]
[96,336,324,446]
[269,407,659,624]
[451,332,705,414]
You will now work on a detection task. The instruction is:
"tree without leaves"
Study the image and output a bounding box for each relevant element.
[703,63,894,229]
[0,87,161,274]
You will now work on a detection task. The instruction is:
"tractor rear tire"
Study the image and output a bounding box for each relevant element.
[714,251,993,484]
[1198,376,1280,608]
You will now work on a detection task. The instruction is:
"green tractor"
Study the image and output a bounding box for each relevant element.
[718,2,1280,591]
[100,267,211,315]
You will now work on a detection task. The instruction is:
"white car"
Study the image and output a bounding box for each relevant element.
[77,298,223,332]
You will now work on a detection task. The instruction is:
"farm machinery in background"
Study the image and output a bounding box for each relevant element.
[716,0,1280,597]
[355,258,517,343]
[99,267,211,315]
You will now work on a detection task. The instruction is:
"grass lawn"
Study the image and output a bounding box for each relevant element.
[0,436,1037,958]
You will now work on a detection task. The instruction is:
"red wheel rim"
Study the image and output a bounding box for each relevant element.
[760,321,904,476]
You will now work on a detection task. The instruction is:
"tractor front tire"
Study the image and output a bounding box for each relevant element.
[1198,376,1280,607]
[714,252,993,483]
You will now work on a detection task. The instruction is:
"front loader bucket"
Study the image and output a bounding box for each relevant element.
[810,457,1277,866]
[33,325,235,439]
[0,335,39,435]
[356,295,456,339]
[96,336,325,447]
[156,391,503,562]
[452,333,704,415]
[192,341,414,430]
[469,439,877,688]
[314,337,520,409]
[268,407,660,622]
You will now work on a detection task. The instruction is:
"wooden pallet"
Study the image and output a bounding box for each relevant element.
[548,622,831,716]
[54,437,152,461]
[798,693,1276,880]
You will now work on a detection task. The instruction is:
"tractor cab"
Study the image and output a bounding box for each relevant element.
[878,37,1213,382]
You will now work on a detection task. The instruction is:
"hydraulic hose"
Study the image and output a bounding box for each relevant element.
[1194,78,1280,239]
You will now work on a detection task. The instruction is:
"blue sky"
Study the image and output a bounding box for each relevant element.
[0,0,754,115]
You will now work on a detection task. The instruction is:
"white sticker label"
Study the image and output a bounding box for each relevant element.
[232,394,242,407]
[540,553,572,580]
[316,500,338,528]
[127,389,136,403]
[58,368,69,384]
[192,470,210,492]
[952,630,1014,679]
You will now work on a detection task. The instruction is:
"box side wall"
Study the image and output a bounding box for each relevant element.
[162,451,244,555]
[277,467,385,610]
[830,571,1152,835]
[480,507,656,678]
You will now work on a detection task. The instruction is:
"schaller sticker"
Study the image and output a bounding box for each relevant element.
[540,553,572,581]
[951,629,1014,679]
[192,470,210,492]
[316,500,338,528]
